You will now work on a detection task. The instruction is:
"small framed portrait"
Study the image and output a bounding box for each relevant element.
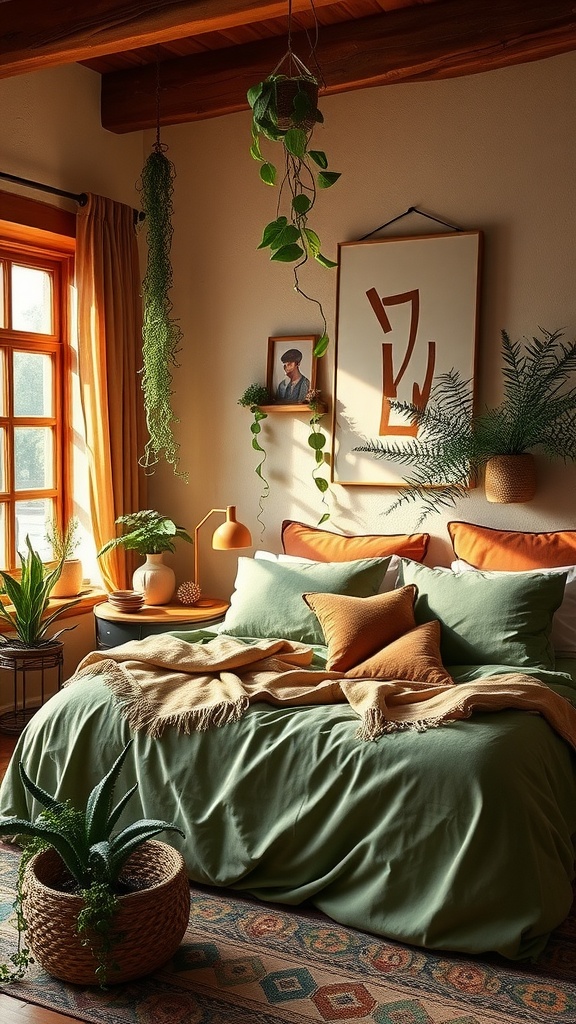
[266,335,318,406]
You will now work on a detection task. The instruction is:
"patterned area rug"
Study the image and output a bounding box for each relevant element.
[0,846,575,1023]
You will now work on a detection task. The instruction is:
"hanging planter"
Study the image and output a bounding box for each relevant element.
[248,37,340,359]
[138,135,186,480]
[484,454,537,504]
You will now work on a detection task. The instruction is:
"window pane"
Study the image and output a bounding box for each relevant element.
[13,351,52,417]
[14,427,53,490]
[16,499,52,560]
[0,427,4,491]
[0,355,5,415]
[11,264,52,334]
[0,263,4,328]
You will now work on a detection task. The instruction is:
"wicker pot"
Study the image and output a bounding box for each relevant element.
[275,77,319,130]
[484,454,537,503]
[23,840,190,985]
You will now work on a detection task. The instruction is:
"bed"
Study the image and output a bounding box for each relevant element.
[1,520,576,963]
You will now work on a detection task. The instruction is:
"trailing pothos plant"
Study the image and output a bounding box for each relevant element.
[0,740,184,985]
[248,57,340,359]
[238,383,271,533]
[306,389,330,524]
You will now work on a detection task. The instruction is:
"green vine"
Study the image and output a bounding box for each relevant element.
[138,144,187,480]
[238,384,271,533]
[306,390,330,524]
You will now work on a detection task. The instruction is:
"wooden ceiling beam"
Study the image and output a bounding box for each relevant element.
[100,0,576,133]
[0,0,342,79]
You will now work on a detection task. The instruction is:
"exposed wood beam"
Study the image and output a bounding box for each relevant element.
[100,0,576,133]
[0,0,342,79]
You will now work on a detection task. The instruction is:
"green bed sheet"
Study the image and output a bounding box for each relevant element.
[1,634,576,961]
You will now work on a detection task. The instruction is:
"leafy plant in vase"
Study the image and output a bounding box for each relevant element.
[355,328,576,524]
[248,48,340,359]
[0,739,188,985]
[98,510,193,605]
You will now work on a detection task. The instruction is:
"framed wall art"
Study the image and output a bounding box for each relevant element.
[266,335,318,409]
[331,231,482,485]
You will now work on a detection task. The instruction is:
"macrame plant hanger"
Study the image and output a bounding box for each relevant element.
[360,206,464,240]
[137,56,187,481]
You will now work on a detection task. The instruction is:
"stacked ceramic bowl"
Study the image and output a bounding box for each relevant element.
[108,590,145,613]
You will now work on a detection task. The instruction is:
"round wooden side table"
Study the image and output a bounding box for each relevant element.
[94,599,229,650]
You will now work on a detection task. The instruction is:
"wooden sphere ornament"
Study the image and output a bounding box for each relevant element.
[177,581,201,606]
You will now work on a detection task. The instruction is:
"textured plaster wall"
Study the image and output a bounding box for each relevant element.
[149,52,576,596]
[0,56,575,605]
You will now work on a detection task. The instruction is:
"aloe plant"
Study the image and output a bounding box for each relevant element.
[0,535,79,647]
[0,740,184,983]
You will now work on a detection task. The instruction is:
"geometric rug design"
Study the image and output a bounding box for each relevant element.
[1,847,575,1023]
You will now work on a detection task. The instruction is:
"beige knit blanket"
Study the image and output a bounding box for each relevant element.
[69,633,576,745]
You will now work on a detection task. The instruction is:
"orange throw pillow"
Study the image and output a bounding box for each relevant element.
[346,620,453,686]
[282,520,429,563]
[303,585,417,671]
[448,521,576,570]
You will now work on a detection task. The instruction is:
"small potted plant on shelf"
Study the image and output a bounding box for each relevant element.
[0,739,188,986]
[97,510,193,605]
[248,51,340,359]
[238,384,271,534]
[45,514,83,598]
[355,327,576,523]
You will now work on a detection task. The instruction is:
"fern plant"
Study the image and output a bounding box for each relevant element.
[355,328,576,525]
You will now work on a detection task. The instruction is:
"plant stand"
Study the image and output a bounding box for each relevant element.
[0,642,63,734]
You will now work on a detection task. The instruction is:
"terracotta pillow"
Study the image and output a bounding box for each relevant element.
[346,620,453,686]
[282,520,429,563]
[448,521,576,570]
[303,585,417,671]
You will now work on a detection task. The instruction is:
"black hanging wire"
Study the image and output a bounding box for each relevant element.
[360,206,464,240]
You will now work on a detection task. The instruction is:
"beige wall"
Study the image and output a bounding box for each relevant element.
[1,55,575,608]
[151,51,576,594]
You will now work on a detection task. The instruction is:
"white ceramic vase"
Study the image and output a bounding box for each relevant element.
[132,554,175,605]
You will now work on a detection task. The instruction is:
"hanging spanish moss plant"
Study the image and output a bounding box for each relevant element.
[138,140,187,480]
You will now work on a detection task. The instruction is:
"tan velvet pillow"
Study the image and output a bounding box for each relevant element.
[448,521,576,570]
[282,520,429,563]
[346,620,453,685]
[303,585,417,671]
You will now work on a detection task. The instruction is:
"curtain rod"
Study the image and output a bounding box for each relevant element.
[0,170,145,222]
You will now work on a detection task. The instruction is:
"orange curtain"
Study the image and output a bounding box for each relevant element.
[76,194,146,591]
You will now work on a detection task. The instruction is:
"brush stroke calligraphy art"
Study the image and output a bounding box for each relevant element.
[331,231,482,485]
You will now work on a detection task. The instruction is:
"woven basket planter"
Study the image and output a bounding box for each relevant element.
[23,839,190,985]
[275,77,319,130]
[484,454,537,504]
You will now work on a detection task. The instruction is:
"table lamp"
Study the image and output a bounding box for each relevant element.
[193,505,252,607]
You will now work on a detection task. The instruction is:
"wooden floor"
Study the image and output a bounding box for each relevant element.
[0,733,79,1023]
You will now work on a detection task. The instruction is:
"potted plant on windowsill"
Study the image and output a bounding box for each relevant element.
[248,51,340,359]
[355,328,576,523]
[97,510,193,605]
[0,739,188,986]
[45,515,83,598]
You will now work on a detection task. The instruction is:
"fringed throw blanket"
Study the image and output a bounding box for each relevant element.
[69,633,576,745]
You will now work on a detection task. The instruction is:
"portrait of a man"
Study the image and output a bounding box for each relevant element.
[275,347,311,404]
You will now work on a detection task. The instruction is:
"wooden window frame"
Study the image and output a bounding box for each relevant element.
[0,191,75,571]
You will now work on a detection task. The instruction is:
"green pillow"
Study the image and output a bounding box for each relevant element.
[222,555,390,643]
[397,559,567,669]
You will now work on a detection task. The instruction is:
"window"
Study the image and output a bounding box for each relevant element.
[0,233,73,570]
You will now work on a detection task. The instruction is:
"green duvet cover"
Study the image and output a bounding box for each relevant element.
[1,634,575,961]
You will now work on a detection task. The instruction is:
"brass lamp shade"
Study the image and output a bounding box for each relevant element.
[212,506,252,550]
